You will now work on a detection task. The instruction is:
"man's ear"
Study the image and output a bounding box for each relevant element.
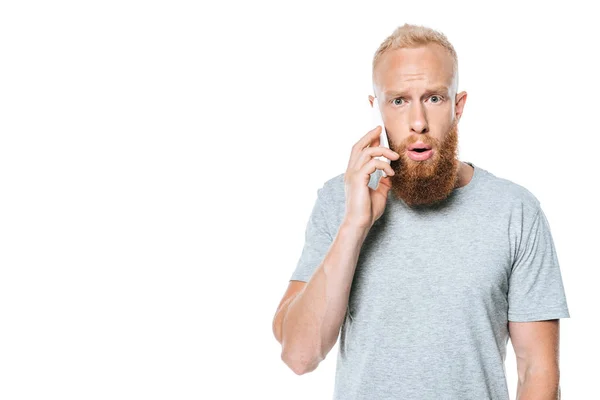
[455,91,467,121]
[368,95,375,107]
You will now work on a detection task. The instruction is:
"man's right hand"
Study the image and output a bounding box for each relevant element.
[343,125,400,230]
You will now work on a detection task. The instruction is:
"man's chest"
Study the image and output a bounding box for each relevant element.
[347,211,512,323]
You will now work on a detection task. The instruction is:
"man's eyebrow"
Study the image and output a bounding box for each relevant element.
[383,86,450,98]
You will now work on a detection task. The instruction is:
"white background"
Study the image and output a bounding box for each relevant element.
[0,1,597,399]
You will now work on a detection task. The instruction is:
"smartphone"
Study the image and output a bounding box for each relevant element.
[372,97,391,177]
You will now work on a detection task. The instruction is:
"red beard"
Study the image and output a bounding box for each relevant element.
[388,119,460,207]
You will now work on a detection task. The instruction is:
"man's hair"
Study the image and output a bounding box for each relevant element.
[372,23,459,91]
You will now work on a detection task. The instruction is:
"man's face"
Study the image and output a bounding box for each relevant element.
[371,43,466,207]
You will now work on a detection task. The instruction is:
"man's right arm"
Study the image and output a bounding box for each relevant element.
[274,125,398,375]
[272,220,370,375]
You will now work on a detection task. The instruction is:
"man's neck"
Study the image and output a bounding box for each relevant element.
[455,161,475,189]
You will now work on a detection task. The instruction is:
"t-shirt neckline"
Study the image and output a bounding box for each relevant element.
[452,161,481,196]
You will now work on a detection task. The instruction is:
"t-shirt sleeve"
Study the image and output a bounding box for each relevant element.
[507,205,570,322]
[289,185,334,282]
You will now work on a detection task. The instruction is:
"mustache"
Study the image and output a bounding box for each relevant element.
[390,122,458,151]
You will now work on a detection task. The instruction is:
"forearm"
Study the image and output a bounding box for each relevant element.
[280,221,369,374]
[516,368,560,400]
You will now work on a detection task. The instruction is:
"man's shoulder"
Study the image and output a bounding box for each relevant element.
[318,172,345,204]
[479,166,541,213]
[323,172,345,190]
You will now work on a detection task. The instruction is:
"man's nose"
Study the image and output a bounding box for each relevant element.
[409,103,428,134]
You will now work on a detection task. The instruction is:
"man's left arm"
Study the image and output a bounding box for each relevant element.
[508,319,561,400]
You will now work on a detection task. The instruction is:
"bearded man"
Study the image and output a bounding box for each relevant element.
[273,23,570,400]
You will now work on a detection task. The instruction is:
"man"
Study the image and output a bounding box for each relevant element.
[272,23,570,400]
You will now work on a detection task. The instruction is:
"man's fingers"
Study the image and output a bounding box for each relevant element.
[354,147,400,171]
[360,158,395,177]
[354,126,381,150]
[350,126,382,162]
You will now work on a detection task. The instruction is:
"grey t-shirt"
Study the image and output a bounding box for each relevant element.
[290,161,570,400]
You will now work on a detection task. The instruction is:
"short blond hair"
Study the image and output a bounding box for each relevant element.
[372,23,459,92]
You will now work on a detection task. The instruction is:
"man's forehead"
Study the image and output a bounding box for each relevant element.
[374,45,455,95]
[376,43,453,74]
[382,83,451,96]
[374,70,455,98]
[375,63,453,88]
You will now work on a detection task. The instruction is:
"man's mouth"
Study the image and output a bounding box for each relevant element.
[407,141,432,151]
[407,147,434,161]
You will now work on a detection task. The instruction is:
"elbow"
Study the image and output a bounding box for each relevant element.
[281,347,322,375]
[272,319,282,344]
[281,352,309,375]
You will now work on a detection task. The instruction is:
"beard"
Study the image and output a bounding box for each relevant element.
[387,119,460,207]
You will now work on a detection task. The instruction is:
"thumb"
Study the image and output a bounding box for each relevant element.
[377,175,392,192]
[373,175,392,201]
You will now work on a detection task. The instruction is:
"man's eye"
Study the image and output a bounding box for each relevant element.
[430,95,443,103]
[393,98,404,106]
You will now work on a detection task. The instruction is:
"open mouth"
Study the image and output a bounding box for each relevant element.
[407,147,434,161]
